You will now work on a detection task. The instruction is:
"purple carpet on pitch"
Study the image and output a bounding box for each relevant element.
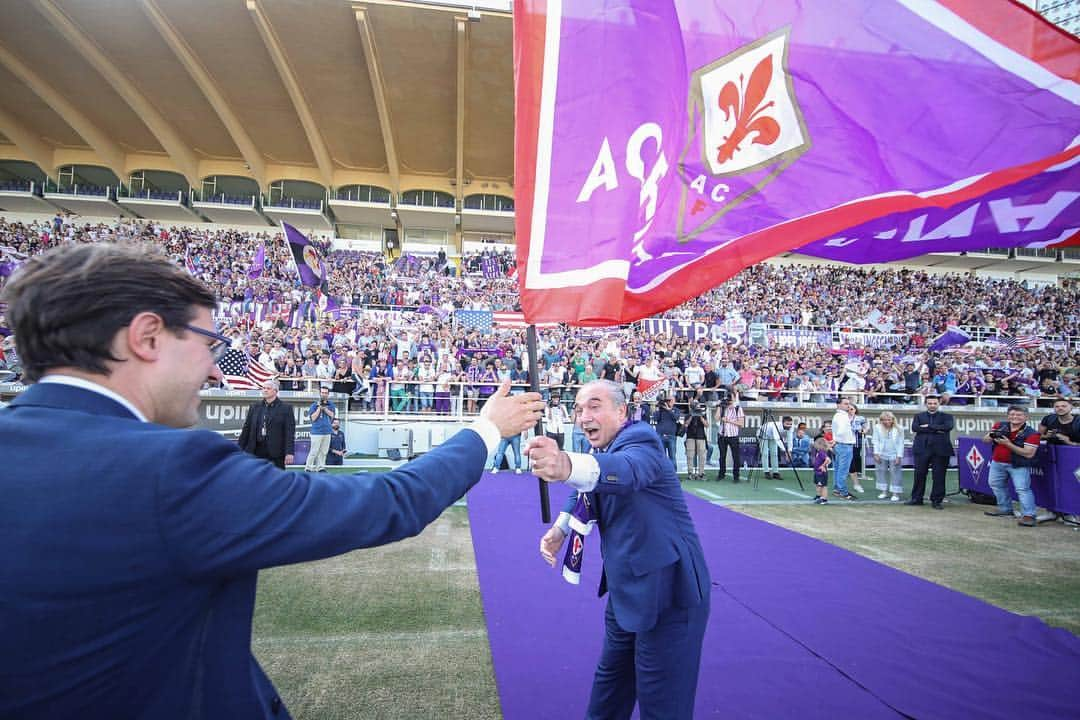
[467,474,1080,719]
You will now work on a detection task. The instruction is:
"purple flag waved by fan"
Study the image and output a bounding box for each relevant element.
[282,221,326,289]
[247,244,265,280]
[929,326,972,352]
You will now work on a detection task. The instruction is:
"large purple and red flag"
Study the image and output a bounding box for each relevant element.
[514,0,1080,325]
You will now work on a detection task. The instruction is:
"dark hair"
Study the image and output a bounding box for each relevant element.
[1006,404,1029,415]
[1,243,217,382]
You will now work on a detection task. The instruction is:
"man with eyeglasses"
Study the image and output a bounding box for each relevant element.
[0,243,546,719]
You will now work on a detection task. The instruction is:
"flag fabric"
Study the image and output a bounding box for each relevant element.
[282,222,326,289]
[514,0,1080,325]
[248,244,265,280]
[986,334,1043,351]
[314,289,340,318]
[929,326,972,352]
[456,309,494,333]
[637,376,670,403]
[1006,334,1045,350]
[217,348,277,391]
[492,311,559,329]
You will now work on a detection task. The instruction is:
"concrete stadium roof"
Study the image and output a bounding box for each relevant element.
[0,0,514,200]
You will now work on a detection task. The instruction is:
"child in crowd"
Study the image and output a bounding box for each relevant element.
[812,437,831,505]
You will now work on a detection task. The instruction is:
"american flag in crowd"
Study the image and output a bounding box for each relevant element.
[492,312,559,329]
[456,309,494,333]
[217,348,277,390]
[457,309,560,332]
[1005,335,1044,350]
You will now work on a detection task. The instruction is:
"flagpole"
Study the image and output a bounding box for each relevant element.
[526,324,551,524]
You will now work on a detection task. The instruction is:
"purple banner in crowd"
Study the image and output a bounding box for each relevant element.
[957,437,1080,515]
[515,0,1080,325]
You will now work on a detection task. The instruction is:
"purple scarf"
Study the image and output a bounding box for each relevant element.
[562,492,597,585]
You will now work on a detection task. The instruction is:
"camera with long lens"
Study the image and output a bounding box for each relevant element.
[689,401,707,417]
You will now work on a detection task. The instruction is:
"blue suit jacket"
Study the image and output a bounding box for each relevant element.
[0,383,487,718]
[563,422,710,633]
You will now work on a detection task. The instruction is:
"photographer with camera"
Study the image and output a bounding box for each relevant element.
[684,399,708,481]
[982,405,1042,527]
[1039,397,1079,446]
[305,385,336,472]
[653,394,681,469]
[715,390,745,483]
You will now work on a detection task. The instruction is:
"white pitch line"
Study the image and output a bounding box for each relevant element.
[695,489,724,500]
[252,628,486,647]
[774,487,813,499]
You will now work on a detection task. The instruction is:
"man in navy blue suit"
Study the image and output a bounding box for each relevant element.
[526,380,711,720]
[0,244,545,719]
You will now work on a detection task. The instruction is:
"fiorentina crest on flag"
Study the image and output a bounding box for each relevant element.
[514,0,1080,326]
[679,28,810,240]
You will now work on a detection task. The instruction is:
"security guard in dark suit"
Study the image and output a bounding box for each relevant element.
[907,394,955,508]
[239,379,296,468]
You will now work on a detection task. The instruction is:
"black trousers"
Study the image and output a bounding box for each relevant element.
[254,443,286,470]
[717,435,741,481]
[912,453,949,504]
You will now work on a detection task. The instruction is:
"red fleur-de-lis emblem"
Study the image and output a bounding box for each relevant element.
[716,54,780,165]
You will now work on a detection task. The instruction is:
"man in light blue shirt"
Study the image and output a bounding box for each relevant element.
[305,385,335,472]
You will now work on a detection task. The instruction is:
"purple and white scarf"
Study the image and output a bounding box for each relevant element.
[562,492,597,585]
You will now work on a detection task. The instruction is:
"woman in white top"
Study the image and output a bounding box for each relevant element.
[873,411,905,501]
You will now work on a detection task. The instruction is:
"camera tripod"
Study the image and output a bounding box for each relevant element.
[749,406,804,492]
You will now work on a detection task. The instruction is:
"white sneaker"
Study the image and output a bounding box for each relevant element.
[854,484,865,494]
[515,468,523,474]
[890,495,901,502]
[877,492,888,499]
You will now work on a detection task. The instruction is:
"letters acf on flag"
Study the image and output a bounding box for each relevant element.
[513,0,1080,326]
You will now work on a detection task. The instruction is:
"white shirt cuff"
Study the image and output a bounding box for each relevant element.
[468,417,502,456]
[564,452,600,493]
[555,511,571,536]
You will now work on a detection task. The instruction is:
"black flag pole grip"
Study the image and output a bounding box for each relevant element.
[526,324,552,524]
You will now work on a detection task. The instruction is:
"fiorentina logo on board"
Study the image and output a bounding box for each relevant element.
[965,445,985,476]
[678,27,810,240]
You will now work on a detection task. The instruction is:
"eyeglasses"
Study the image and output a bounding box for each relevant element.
[184,324,232,363]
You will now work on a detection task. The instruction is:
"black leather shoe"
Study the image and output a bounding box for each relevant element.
[984,509,1014,517]
[904,499,923,506]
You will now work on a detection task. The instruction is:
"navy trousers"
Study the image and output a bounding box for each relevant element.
[585,597,710,720]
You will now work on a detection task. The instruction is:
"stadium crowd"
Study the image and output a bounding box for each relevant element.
[1,215,1078,413]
